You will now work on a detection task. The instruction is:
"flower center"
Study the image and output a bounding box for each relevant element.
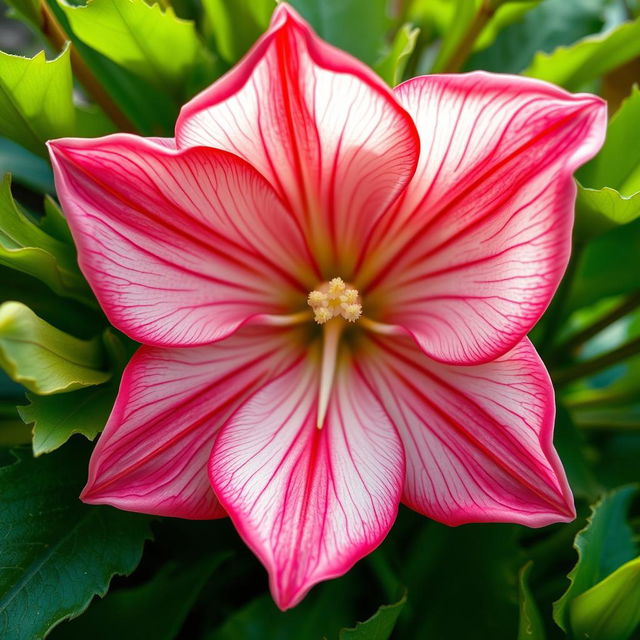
[307,277,362,325]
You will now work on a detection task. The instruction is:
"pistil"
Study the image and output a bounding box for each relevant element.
[317,319,343,429]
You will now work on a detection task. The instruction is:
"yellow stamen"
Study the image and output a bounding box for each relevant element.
[307,278,362,325]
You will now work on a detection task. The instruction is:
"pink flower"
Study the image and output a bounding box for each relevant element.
[48,4,606,610]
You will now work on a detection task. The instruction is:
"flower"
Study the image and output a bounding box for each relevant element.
[47,4,606,610]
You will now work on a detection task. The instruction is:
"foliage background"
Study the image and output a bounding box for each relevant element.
[1,0,640,638]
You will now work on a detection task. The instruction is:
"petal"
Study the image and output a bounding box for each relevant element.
[48,134,314,347]
[358,333,574,527]
[81,326,302,519]
[359,73,606,364]
[210,353,404,609]
[176,4,419,272]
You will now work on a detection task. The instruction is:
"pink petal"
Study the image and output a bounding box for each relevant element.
[176,4,419,272]
[81,326,302,519]
[210,354,404,609]
[48,135,314,347]
[359,333,574,527]
[359,73,606,364]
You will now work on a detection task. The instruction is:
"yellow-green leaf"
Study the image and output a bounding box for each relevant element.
[0,175,91,303]
[523,18,640,91]
[0,47,74,157]
[570,556,640,640]
[0,302,110,394]
[60,0,209,97]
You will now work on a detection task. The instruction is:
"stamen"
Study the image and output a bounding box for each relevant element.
[317,320,343,429]
[259,310,313,327]
[307,278,362,324]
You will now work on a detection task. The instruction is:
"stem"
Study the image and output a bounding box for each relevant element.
[552,336,640,386]
[40,1,137,133]
[554,291,640,357]
[439,0,494,73]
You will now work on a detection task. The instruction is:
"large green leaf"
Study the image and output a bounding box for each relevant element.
[50,555,227,640]
[570,556,640,640]
[0,442,151,640]
[553,486,638,630]
[0,47,74,157]
[0,302,110,394]
[0,174,91,304]
[568,218,640,311]
[517,563,546,640]
[60,0,214,98]
[339,591,407,640]
[575,87,640,238]
[289,0,392,66]
[523,18,640,91]
[45,0,178,135]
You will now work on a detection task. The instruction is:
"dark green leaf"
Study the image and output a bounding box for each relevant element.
[289,0,392,66]
[523,17,640,91]
[0,138,54,193]
[518,563,546,640]
[568,218,640,312]
[0,174,92,304]
[0,442,152,640]
[553,486,638,630]
[339,591,407,640]
[467,0,605,74]
[50,555,227,640]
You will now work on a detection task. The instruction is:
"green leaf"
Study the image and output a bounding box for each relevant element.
[60,0,213,98]
[574,185,640,239]
[202,0,272,64]
[339,591,407,640]
[554,403,601,501]
[374,24,420,86]
[523,18,640,91]
[4,0,41,26]
[553,486,638,630]
[518,563,546,640]
[0,138,54,193]
[0,174,91,303]
[50,555,227,640]
[574,87,640,238]
[289,0,392,66]
[0,265,104,338]
[0,46,74,157]
[45,0,177,136]
[19,330,130,454]
[568,218,640,312]
[570,556,640,640]
[467,0,606,74]
[19,383,115,454]
[0,301,110,394]
[0,442,151,640]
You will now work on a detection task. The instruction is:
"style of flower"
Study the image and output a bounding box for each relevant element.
[48,4,606,610]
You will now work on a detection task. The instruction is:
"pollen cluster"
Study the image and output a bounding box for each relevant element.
[307,277,362,325]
